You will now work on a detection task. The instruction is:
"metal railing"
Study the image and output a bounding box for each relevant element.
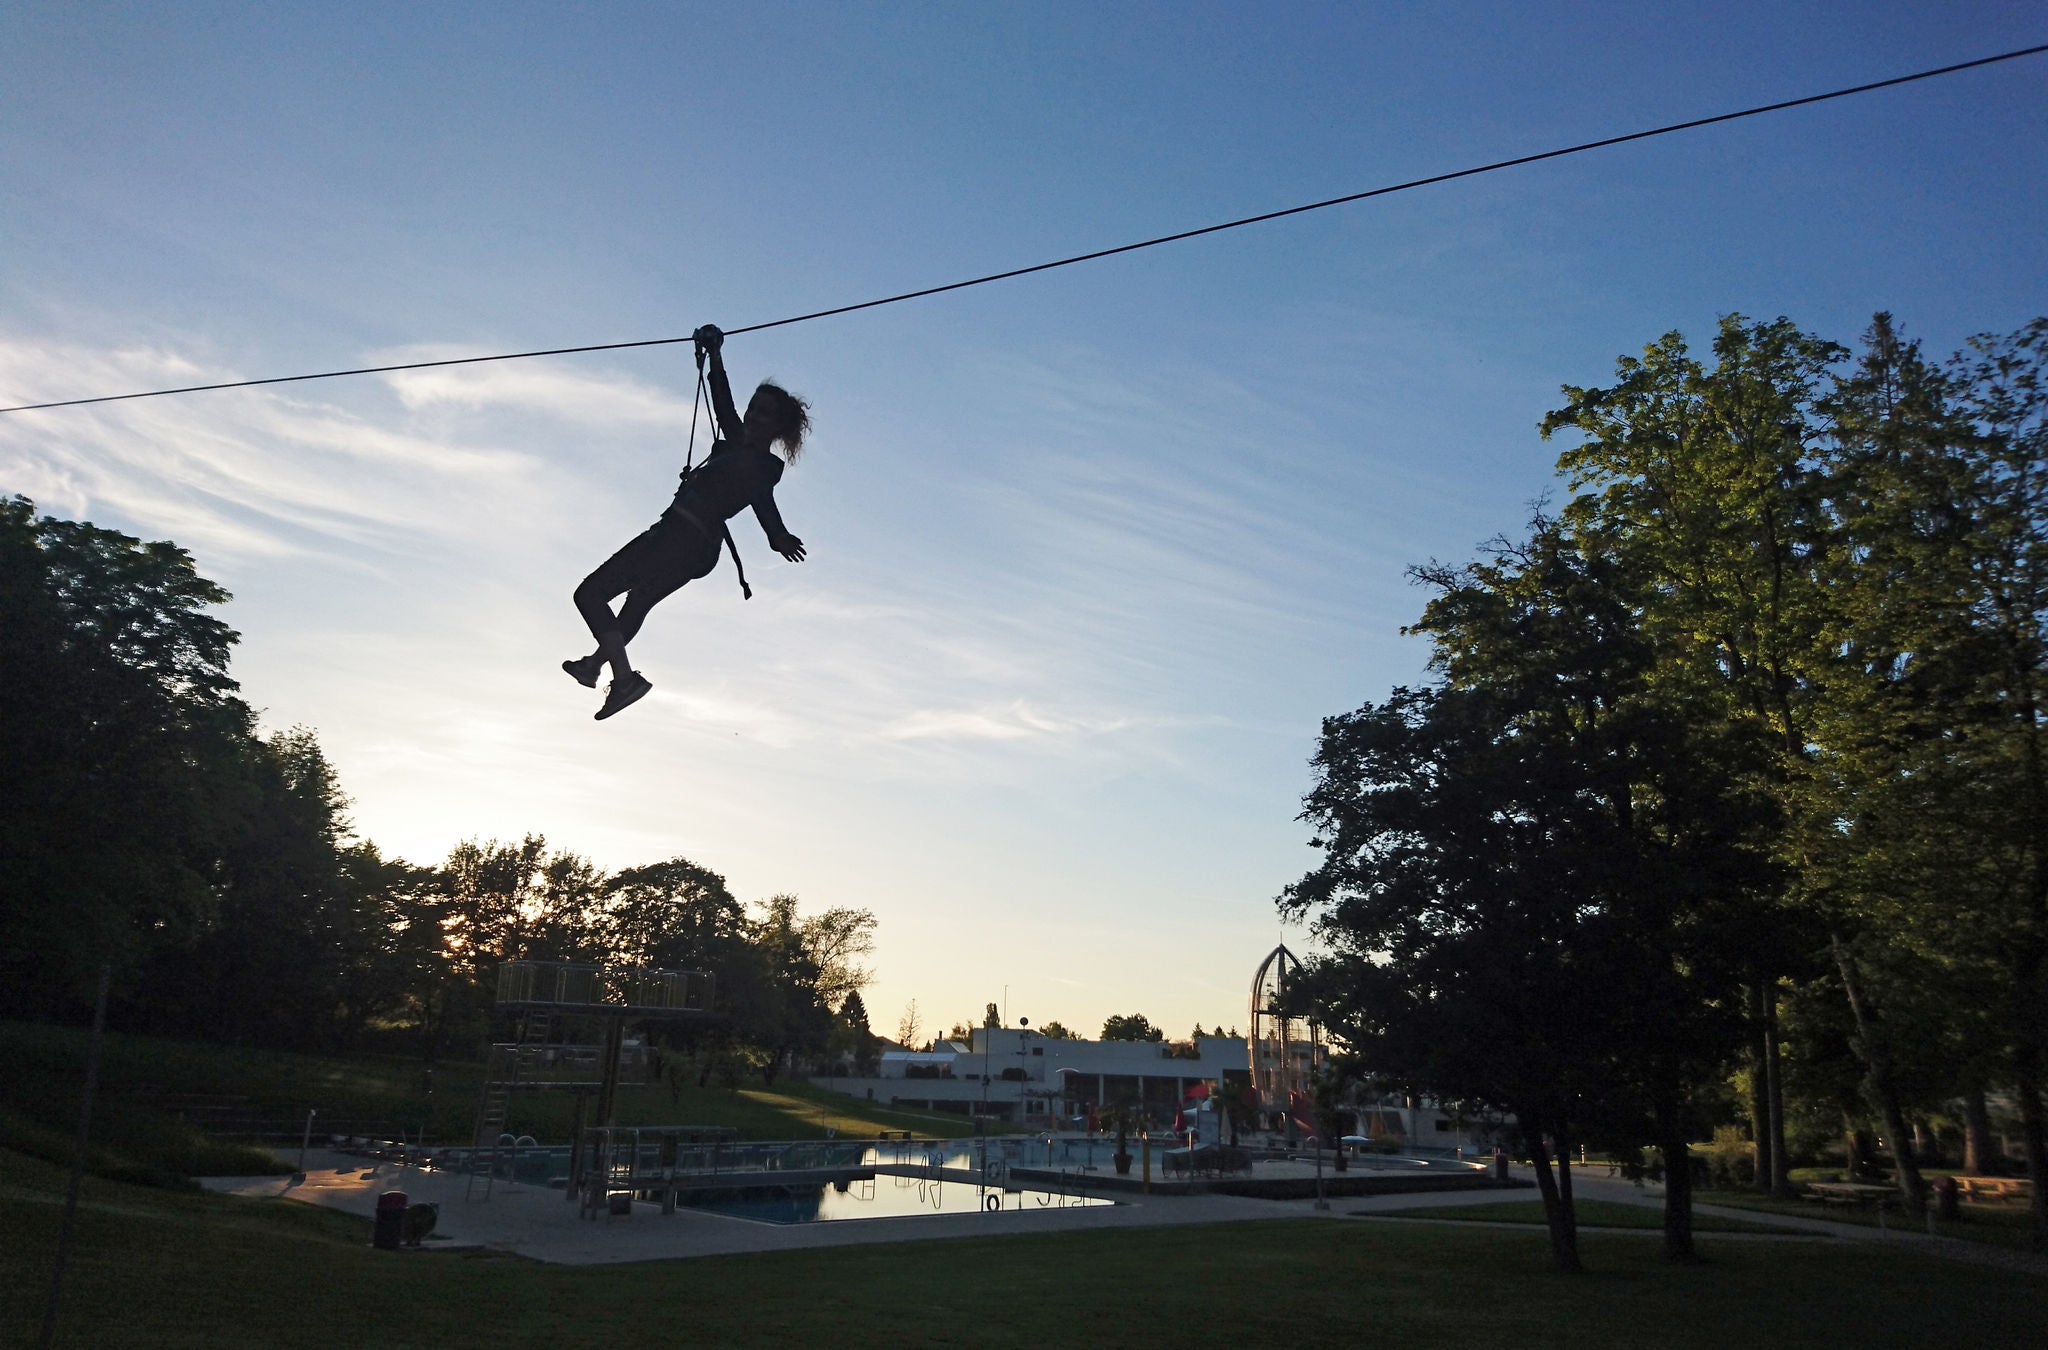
[495,961,713,1012]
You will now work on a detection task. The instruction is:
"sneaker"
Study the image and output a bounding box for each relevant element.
[595,671,652,720]
[562,654,603,688]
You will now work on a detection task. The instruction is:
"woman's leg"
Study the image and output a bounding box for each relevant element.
[571,520,716,684]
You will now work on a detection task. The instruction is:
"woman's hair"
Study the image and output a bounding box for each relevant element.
[751,381,812,461]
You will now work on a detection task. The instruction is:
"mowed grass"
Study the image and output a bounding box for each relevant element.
[3,1150,2041,1350]
[1376,1198,1789,1233]
[0,1019,973,1185]
[1693,1188,2043,1250]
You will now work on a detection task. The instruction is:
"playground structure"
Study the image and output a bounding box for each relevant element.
[468,959,714,1204]
[1248,944,1323,1139]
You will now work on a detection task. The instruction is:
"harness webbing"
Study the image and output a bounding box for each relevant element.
[680,347,752,600]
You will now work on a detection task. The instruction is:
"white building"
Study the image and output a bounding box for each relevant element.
[812,1028,1491,1155]
[815,1029,1260,1128]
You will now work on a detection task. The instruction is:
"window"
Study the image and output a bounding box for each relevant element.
[1031,1047,1043,1056]
[1434,1119,1453,1132]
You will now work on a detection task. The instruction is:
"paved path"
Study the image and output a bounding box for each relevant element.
[1412,1166,2048,1278]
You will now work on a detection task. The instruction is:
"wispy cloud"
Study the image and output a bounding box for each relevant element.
[374,345,696,427]
[0,333,579,563]
[878,700,1126,743]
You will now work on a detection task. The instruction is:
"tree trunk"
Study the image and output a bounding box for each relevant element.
[1555,1118,1576,1225]
[1524,1123,1580,1274]
[1835,937,1928,1217]
[1763,985,1793,1196]
[1963,1085,2000,1175]
[1659,1105,1698,1263]
[1748,984,1772,1192]
[2017,1054,2048,1251]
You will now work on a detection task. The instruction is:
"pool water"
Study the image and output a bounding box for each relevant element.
[683,1176,1112,1225]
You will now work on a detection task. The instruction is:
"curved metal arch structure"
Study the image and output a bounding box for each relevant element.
[1248,944,1320,1117]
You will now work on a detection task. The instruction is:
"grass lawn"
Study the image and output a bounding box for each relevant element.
[1695,1188,2043,1251]
[0,1019,974,1186]
[2,1150,2041,1350]
[1375,1198,1789,1234]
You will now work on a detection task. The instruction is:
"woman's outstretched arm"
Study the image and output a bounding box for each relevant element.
[695,325,744,440]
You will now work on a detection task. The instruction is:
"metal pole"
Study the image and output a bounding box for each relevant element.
[298,1109,318,1174]
[39,962,112,1350]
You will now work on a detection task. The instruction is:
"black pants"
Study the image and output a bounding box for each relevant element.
[574,513,720,645]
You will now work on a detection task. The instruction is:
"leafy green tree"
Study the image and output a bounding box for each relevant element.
[1284,518,1774,1268]
[167,727,359,1049]
[330,841,441,1052]
[600,856,747,971]
[795,902,877,1011]
[730,893,835,1084]
[1542,315,1930,1211]
[830,989,880,1074]
[0,497,254,1018]
[1805,315,2048,1236]
[1036,1020,1075,1040]
[1100,1013,1163,1042]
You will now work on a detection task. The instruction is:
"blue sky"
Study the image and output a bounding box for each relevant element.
[4,3,2044,1040]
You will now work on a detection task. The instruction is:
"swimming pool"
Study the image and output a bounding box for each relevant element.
[681,1174,1112,1225]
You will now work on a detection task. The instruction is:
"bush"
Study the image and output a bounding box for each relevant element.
[1699,1125,1756,1190]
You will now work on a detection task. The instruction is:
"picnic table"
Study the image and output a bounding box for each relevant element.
[1954,1176,2033,1205]
[1804,1181,1897,1209]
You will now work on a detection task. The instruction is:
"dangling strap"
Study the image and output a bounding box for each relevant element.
[721,524,752,600]
[687,340,749,599]
[685,356,708,474]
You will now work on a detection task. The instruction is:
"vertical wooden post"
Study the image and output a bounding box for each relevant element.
[39,963,111,1350]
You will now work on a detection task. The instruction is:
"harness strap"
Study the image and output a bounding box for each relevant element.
[720,524,753,600]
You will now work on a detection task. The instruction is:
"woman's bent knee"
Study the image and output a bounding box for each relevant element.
[574,574,618,633]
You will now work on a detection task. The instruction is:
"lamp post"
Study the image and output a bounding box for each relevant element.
[1016,1017,1029,1129]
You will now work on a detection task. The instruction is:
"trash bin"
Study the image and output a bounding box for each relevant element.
[373,1189,409,1250]
[1492,1150,1510,1182]
[1933,1174,1960,1221]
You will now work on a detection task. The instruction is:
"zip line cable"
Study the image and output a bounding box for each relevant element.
[4,41,2044,416]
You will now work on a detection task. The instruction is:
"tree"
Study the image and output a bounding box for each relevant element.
[600,856,747,971]
[1543,315,1923,1213]
[1942,319,2048,1244]
[170,727,359,1049]
[1283,518,1773,1269]
[0,497,253,1017]
[1036,1020,1075,1040]
[1100,1013,1163,1042]
[832,989,879,1074]
[724,893,833,1085]
[896,999,922,1049]
[1544,312,2048,1237]
[794,902,877,1011]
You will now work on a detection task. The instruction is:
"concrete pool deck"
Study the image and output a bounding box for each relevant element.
[202,1150,1527,1266]
[203,1154,2044,1275]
